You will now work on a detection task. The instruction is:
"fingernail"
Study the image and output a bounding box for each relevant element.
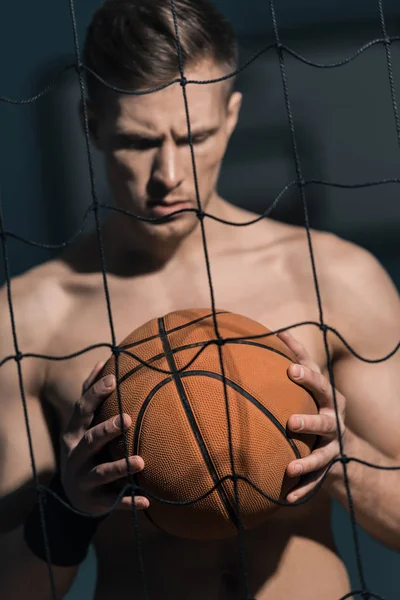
[113,415,124,428]
[294,417,304,431]
[291,364,304,378]
[104,375,115,388]
[293,464,303,475]
[131,455,144,469]
[138,498,150,509]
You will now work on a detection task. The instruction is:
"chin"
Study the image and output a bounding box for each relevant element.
[140,211,200,244]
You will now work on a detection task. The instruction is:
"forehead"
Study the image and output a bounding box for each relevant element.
[108,61,229,134]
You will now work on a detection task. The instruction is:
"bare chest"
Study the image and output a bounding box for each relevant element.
[44,259,328,422]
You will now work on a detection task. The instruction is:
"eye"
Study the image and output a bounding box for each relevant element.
[115,135,160,151]
[127,138,159,151]
[192,134,210,144]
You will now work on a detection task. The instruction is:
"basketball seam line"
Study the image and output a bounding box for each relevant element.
[158,316,239,530]
[133,375,174,457]
[132,372,302,505]
[178,370,302,461]
[119,311,229,351]
[117,338,318,414]
[118,338,321,407]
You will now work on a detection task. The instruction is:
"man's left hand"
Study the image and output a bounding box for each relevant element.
[277,330,347,503]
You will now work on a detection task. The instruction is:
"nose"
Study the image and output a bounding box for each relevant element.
[151,140,184,193]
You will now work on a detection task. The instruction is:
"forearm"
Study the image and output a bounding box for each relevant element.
[323,429,400,551]
[0,525,77,600]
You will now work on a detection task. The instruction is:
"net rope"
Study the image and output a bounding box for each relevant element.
[0,0,399,598]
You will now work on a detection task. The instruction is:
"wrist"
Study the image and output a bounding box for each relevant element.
[23,473,107,567]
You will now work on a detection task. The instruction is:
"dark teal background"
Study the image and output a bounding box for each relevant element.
[0,1,399,598]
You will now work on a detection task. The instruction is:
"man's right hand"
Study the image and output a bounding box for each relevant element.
[59,362,149,515]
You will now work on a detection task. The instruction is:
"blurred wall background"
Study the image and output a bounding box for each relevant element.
[0,1,399,598]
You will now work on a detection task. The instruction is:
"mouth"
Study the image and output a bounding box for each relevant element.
[147,200,193,218]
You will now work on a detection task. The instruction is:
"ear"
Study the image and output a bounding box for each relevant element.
[77,99,103,151]
[225,91,243,139]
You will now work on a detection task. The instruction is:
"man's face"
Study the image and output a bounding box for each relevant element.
[91,60,242,245]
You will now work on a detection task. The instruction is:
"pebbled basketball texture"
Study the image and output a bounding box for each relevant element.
[94,308,318,540]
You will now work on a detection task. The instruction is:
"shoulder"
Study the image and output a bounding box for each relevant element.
[254,221,399,356]
[312,231,399,309]
[308,231,399,357]
[0,260,73,357]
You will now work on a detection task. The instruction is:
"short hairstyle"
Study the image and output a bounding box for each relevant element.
[83,0,239,108]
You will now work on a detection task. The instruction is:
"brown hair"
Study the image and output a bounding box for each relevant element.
[83,0,238,107]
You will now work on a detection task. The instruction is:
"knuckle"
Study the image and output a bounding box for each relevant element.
[319,375,329,395]
[93,464,106,479]
[61,431,75,453]
[105,419,117,435]
[325,416,336,434]
[81,377,91,395]
[75,399,89,418]
[92,379,105,396]
[114,461,127,477]
[83,429,94,446]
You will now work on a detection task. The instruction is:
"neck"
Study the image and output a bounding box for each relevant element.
[100,195,240,276]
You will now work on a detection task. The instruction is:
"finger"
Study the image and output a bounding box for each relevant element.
[286,468,325,503]
[286,441,339,478]
[83,454,144,490]
[118,495,150,511]
[288,364,336,409]
[65,374,117,435]
[71,413,131,468]
[94,492,149,511]
[287,413,337,437]
[278,331,320,373]
[82,361,106,395]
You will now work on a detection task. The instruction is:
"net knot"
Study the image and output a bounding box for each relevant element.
[216,338,226,347]
[111,345,121,356]
[74,62,84,75]
[383,36,391,47]
[319,324,329,333]
[196,209,205,221]
[180,77,187,87]
[14,351,23,362]
[340,454,350,465]
[297,177,306,189]
[126,482,141,495]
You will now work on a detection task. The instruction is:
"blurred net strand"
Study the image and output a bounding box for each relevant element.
[169,0,252,594]
[2,35,400,104]
[270,0,362,594]
[1,320,398,373]
[18,449,400,521]
[67,0,150,596]
[0,194,58,596]
[377,0,400,147]
[0,0,398,598]
[270,0,399,597]
[3,174,400,248]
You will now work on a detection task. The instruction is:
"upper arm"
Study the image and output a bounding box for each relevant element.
[0,287,57,533]
[329,242,400,460]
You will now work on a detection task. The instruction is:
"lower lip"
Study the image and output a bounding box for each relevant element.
[149,202,193,218]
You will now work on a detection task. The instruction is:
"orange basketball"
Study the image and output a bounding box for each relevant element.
[94,308,318,540]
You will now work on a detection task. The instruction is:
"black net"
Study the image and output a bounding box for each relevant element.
[0,0,400,599]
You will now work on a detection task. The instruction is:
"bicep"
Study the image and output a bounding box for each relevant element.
[334,352,400,460]
[331,250,400,460]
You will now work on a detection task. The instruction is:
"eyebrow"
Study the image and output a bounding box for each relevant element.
[113,126,219,144]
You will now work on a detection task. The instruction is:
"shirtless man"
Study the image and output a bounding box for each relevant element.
[1,1,399,599]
